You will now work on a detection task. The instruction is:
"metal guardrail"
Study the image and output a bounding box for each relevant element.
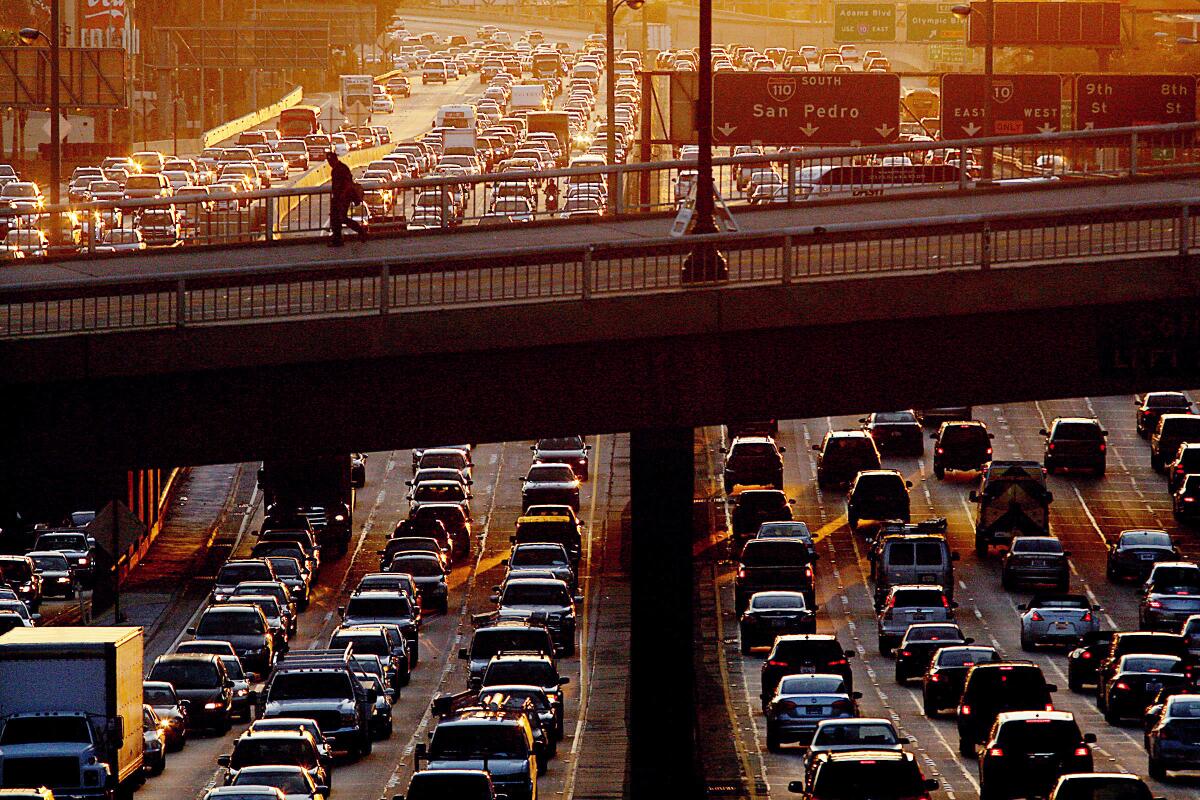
[2,122,1199,258]
[2,192,1197,339]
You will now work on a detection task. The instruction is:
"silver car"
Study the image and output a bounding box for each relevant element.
[1018,593,1100,650]
[876,584,955,655]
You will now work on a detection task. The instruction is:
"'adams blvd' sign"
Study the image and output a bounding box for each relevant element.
[711,73,901,145]
[940,74,1062,137]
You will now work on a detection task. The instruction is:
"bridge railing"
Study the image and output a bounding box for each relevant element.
[3,121,1199,258]
[3,193,1198,339]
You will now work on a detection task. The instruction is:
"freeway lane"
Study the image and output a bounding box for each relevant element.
[702,394,1200,800]
[135,435,630,800]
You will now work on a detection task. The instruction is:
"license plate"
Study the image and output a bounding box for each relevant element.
[1054,622,1070,630]
[911,613,926,621]
[920,574,938,583]
[1031,559,1047,567]
[770,618,789,627]
[1148,681,1162,693]
[799,663,815,672]
[806,706,824,715]
[1140,553,1156,561]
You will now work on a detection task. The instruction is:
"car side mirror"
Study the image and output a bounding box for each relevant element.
[414,742,427,760]
[489,594,499,603]
[1017,604,1027,611]
[812,445,821,452]
[968,491,978,502]
[950,602,959,608]
[251,529,259,537]
[338,606,345,616]
[851,691,862,699]
[929,432,938,439]
[1092,604,1101,611]
[458,647,468,659]
[1102,430,1108,437]
[898,736,910,744]
[530,445,537,451]
[501,559,509,566]
[1134,396,1142,404]
[779,446,786,453]
[1039,428,1048,436]
[574,594,584,603]
[404,481,413,486]
[186,627,196,635]
[964,637,975,645]
[180,699,191,709]
[1063,551,1072,558]
[316,787,330,796]
[787,781,804,794]
[559,676,570,685]
[1083,732,1097,743]
[217,754,230,767]
[951,552,960,561]
[1047,684,1058,693]
[393,794,405,800]
[924,779,939,791]
[788,499,795,505]
[844,649,856,658]
[905,481,913,489]
[1045,491,1054,503]
[811,604,820,611]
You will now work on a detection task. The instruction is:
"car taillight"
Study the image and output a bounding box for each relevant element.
[1099,443,1106,452]
[899,650,912,657]
[936,447,944,454]
[1185,497,1196,503]
[777,700,797,711]
[828,658,848,667]
[767,660,788,667]
[1030,611,1044,622]
[1149,600,1164,608]
[986,448,993,455]
[804,566,813,578]
[1074,746,1091,757]
[1045,703,1055,710]
[1082,611,1093,622]
[1081,650,1093,659]
[1048,443,1055,450]
[959,704,971,715]
[942,596,950,608]
[929,673,940,682]
[737,567,747,579]
[988,746,1004,757]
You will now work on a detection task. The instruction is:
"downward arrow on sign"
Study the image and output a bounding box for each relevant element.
[1037,123,1057,134]
[962,122,981,136]
[799,123,819,137]
[875,124,895,138]
[716,123,737,137]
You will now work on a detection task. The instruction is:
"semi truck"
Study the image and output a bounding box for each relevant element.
[0,627,144,800]
[258,456,355,556]
[340,75,375,127]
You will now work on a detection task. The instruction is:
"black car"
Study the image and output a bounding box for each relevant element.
[761,634,856,709]
[729,489,794,542]
[1001,536,1070,591]
[520,463,581,512]
[894,623,970,684]
[722,436,785,493]
[147,653,234,732]
[846,470,911,533]
[1135,391,1193,437]
[812,430,881,488]
[1101,654,1190,723]
[1067,630,1115,692]
[860,411,924,456]
[977,711,1095,800]
[922,645,1001,717]
[531,436,590,481]
[351,453,368,488]
[931,421,994,479]
[1096,631,1192,705]
[794,750,937,800]
[1173,474,1200,521]
[1041,417,1107,475]
[734,538,816,612]
[1106,529,1179,582]
[1167,442,1200,491]
[957,661,1057,756]
[1146,692,1200,779]
[740,591,817,653]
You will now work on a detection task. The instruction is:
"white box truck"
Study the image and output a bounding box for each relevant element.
[340,75,375,127]
[0,627,144,800]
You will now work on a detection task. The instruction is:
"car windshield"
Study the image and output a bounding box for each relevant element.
[814,722,898,747]
[741,541,809,566]
[232,771,311,794]
[431,725,529,758]
[996,719,1081,752]
[751,594,807,611]
[197,610,262,635]
[35,534,86,551]
[218,563,271,584]
[393,556,442,577]
[1012,538,1063,554]
[511,548,568,567]
[502,583,569,605]
[346,597,411,617]
[528,465,575,482]
[1,717,91,744]
[269,672,353,700]
[143,686,177,706]
[811,759,925,798]
[539,437,584,450]
[233,740,316,768]
[150,660,219,688]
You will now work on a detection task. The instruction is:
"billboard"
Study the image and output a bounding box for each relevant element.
[78,0,127,48]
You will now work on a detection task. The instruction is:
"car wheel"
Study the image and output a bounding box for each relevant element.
[1104,704,1120,725]
[410,641,420,665]
[878,638,893,657]
[151,752,165,776]
[563,636,576,658]
[1148,757,1166,781]
[894,667,906,685]
[741,637,752,656]
[922,692,934,718]
[1001,572,1014,591]
[766,726,782,753]
[933,464,945,480]
[1020,632,1034,652]
[1068,670,1085,693]
[975,538,988,558]
[1106,565,1117,583]
[958,738,975,758]
[1096,463,1106,477]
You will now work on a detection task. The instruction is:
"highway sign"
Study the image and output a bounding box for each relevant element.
[941,74,1062,138]
[927,44,967,65]
[907,4,967,42]
[1074,74,1195,130]
[669,72,699,144]
[0,47,126,108]
[967,2,1120,46]
[834,3,897,43]
[712,73,901,145]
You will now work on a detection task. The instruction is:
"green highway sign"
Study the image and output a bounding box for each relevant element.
[927,43,967,64]
[907,3,967,42]
[834,3,897,42]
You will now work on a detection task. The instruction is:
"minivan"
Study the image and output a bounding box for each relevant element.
[870,530,959,606]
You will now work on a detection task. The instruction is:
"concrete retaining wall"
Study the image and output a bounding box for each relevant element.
[202,86,304,150]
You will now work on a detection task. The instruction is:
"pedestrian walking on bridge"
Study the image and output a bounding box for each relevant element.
[327,148,367,247]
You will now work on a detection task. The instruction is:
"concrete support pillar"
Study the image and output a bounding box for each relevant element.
[630,426,701,799]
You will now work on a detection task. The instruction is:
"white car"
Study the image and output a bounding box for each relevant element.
[372,96,395,114]
[95,228,148,253]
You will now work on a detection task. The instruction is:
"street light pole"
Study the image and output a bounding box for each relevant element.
[606,0,643,215]
[692,0,716,234]
[953,1,994,182]
[49,0,61,215]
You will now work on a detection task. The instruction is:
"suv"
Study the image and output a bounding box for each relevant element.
[415,712,537,800]
[931,421,993,479]
[0,556,41,610]
[970,461,1053,557]
[480,652,568,738]
[1106,529,1178,582]
[734,538,816,612]
[488,578,580,656]
[261,649,373,758]
[212,558,278,603]
[868,522,959,605]
[729,489,794,541]
[503,543,575,590]
[219,729,330,791]
[531,436,590,481]
[956,662,1057,756]
[339,591,421,662]
[760,634,856,708]
[977,711,1095,800]
[876,585,955,655]
[860,411,923,456]
[520,463,581,512]
[794,750,937,800]
[1136,391,1193,437]
[188,604,275,678]
[1001,536,1070,591]
[1172,474,1200,520]
[148,653,234,732]
[1041,417,1107,475]
[846,470,912,533]
[813,430,881,487]
[399,770,503,800]
[460,622,556,689]
[1151,413,1200,472]
[922,645,1001,717]
[722,436,785,493]
[1166,442,1200,491]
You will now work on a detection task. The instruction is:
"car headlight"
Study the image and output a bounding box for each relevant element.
[56,577,69,583]
[341,710,358,723]
[236,688,249,697]
[204,701,225,709]
[78,557,89,565]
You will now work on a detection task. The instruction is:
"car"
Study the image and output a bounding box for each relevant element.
[188,604,275,678]
[489,577,581,656]
[1172,474,1200,520]
[846,470,912,533]
[867,521,958,604]
[227,765,329,800]
[1145,692,1200,779]
[877,585,955,655]
[760,635,856,709]
[722,436,785,493]
[328,624,410,692]
[1140,580,1200,631]
[479,652,569,739]
[800,718,908,788]
[1101,653,1189,723]
[1151,413,1200,472]
[1095,631,1191,706]
[794,750,937,800]
[740,591,817,652]
[917,406,973,426]
[734,537,816,612]
[1048,773,1156,800]
[1166,442,1200,491]
[922,645,1002,717]
[931,420,994,479]
[1041,417,1107,475]
[531,436,590,481]
[381,536,450,572]
[813,430,881,487]
[860,411,923,456]
[408,480,471,517]
[1067,630,1115,692]
[520,463,581,512]
[386,77,411,98]
[338,590,420,664]
[264,557,312,612]
[977,711,1095,800]
[730,489,794,542]
[211,558,278,603]
[398,770,503,800]
[32,529,94,584]
[0,555,41,610]
[1136,391,1193,437]
[147,653,234,732]
[1019,593,1101,650]
[143,680,189,751]
[389,553,448,612]
[764,674,858,751]
[1107,530,1179,582]
[14,551,71,598]
[1001,536,1071,591]
[503,543,575,590]
[219,728,330,793]
[957,661,1057,756]
[202,786,287,800]
[223,593,291,657]
[894,623,970,684]
[143,704,168,775]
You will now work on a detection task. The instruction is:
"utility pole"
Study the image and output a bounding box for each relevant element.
[50,0,62,245]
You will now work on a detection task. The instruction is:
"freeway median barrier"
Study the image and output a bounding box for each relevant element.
[202,85,304,150]
[272,142,399,237]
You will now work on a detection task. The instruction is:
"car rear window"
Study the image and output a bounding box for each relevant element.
[1053,422,1103,439]
[965,665,1046,695]
[732,443,778,460]
[891,588,946,607]
[1162,416,1200,437]
[995,718,1081,752]
[1122,655,1184,673]
[741,541,810,566]
[1012,538,1064,554]
[776,639,841,660]
[855,473,904,493]
[940,425,986,445]
[872,412,916,423]
[936,648,998,667]
[811,759,925,799]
